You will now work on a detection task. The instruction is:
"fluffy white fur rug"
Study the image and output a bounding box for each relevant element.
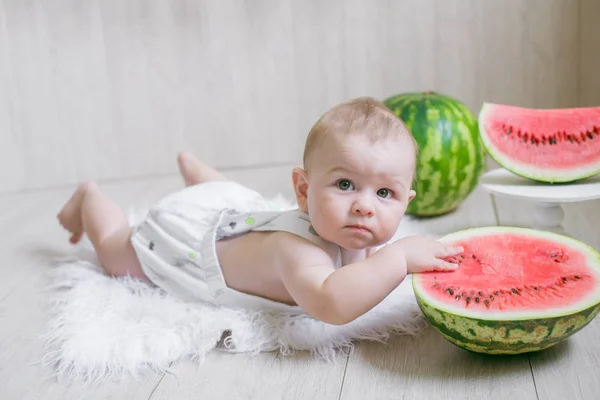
[42,195,427,382]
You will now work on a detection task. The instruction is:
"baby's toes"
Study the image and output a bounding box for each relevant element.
[69,232,83,244]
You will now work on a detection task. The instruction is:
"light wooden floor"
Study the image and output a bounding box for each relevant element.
[2,166,600,400]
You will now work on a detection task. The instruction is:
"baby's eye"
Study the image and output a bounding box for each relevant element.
[337,179,354,191]
[376,188,392,198]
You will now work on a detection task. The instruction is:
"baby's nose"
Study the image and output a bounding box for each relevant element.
[351,201,374,216]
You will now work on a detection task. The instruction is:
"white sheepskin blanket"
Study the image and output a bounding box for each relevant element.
[42,194,427,382]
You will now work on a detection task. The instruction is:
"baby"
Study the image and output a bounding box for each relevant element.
[57,97,463,325]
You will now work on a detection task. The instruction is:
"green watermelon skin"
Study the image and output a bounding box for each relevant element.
[412,226,600,355]
[383,92,486,217]
[416,295,600,355]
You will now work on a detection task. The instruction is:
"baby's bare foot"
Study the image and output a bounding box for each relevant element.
[177,151,205,186]
[57,181,94,244]
[177,151,226,186]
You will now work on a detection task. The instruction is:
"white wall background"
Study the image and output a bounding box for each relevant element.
[0,0,598,194]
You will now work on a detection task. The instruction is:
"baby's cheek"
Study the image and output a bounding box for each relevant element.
[377,229,395,245]
[311,211,334,235]
[378,217,399,240]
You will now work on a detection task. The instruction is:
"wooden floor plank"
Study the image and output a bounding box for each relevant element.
[150,352,347,400]
[340,187,539,400]
[0,181,172,400]
[493,195,600,400]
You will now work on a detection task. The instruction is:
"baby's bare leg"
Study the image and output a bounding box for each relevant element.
[177,151,227,186]
[57,181,148,280]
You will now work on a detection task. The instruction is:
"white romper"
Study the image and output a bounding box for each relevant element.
[130,181,342,313]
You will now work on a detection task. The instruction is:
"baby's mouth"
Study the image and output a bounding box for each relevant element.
[345,224,371,233]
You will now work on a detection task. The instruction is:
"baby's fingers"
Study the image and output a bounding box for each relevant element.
[433,258,459,271]
[441,244,464,256]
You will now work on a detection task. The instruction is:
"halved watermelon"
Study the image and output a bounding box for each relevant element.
[478,103,600,183]
[412,226,600,355]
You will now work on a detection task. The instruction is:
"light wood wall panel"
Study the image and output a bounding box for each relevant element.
[580,0,600,107]
[435,0,580,112]
[0,0,587,194]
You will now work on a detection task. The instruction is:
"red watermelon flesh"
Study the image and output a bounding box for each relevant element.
[412,227,600,355]
[478,103,600,183]
[414,227,600,318]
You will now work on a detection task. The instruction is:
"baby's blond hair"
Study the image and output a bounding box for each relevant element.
[302,96,418,169]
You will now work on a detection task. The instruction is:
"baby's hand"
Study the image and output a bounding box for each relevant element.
[395,236,464,273]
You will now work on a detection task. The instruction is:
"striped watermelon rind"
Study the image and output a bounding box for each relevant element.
[416,298,600,355]
[412,226,600,354]
[383,92,486,217]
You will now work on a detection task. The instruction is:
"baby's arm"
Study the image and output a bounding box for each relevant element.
[271,233,410,325]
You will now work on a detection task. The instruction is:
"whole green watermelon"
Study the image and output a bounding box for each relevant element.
[383,91,486,217]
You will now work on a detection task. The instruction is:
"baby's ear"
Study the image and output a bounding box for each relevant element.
[292,167,309,213]
[408,189,416,202]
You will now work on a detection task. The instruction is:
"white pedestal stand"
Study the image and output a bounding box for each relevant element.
[479,168,600,236]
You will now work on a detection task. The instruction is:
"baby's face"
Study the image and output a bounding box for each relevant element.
[295,133,416,250]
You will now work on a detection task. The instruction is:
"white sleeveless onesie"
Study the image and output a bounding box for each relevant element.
[130,181,342,313]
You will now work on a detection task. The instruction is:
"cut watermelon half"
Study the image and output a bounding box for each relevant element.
[412,226,600,354]
[478,103,600,183]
